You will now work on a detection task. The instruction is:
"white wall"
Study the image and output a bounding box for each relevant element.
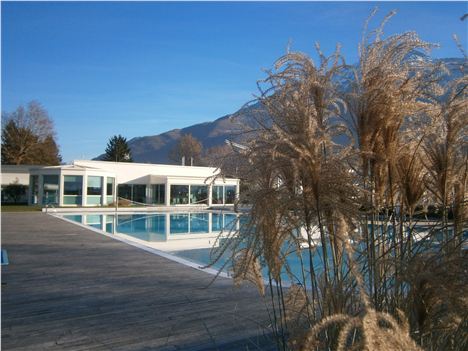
[1,165,33,186]
[2,161,240,207]
[73,160,226,184]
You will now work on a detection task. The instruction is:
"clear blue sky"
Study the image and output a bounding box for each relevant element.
[2,1,467,163]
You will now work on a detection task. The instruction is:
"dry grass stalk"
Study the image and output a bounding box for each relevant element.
[284,284,311,323]
[232,248,265,296]
[210,8,467,351]
[284,284,314,350]
[402,252,468,349]
[362,309,423,351]
[422,68,467,244]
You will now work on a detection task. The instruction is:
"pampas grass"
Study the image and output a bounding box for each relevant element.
[212,9,467,351]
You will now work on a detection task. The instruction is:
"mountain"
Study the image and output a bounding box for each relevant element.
[95,58,465,164]
[95,102,269,164]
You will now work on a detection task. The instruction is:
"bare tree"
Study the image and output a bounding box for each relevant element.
[1,101,61,165]
[169,133,203,165]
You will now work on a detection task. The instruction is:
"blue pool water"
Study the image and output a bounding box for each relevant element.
[61,212,466,285]
[61,211,325,283]
[172,245,327,285]
[62,212,238,242]
[166,223,467,284]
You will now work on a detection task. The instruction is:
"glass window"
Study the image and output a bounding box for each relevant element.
[43,175,59,191]
[106,177,115,204]
[118,184,132,200]
[87,176,102,205]
[64,196,81,205]
[106,177,114,195]
[225,185,236,204]
[63,175,83,205]
[64,175,83,195]
[132,185,146,204]
[87,176,102,196]
[170,185,189,205]
[152,184,165,205]
[190,185,208,205]
[42,175,59,205]
[212,186,224,204]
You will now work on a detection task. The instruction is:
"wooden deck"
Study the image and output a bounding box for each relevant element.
[1,212,275,351]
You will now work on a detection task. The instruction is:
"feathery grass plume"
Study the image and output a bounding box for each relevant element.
[225,42,359,349]
[300,314,356,350]
[362,309,423,351]
[396,142,427,255]
[341,8,444,310]
[422,65,467,246]
[301,214,423,351]
[396,147,426,218]
[208,8,466,351]
[284,284,311,323]
[402,251,468,350]
[284,284,314,350]
[232,248,265,296]
[300,309,423,350]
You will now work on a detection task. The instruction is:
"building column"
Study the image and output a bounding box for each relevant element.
[165,182,171,206]
[208,184,212,207]
[101,176,106,206]
[146,183,152,205]
[82,175,87,207]
[59,173,64,207]
[37,174,44,206]
[28,175,32,205]
[114,178,118,205]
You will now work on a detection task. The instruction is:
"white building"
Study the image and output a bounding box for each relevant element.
[2,160,239,207]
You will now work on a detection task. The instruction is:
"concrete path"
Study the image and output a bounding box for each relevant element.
[1,213,275,351]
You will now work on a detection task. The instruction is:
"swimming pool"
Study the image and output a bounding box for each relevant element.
[59,211,326,284]
[62,212,238,242]
[58,211,464,285]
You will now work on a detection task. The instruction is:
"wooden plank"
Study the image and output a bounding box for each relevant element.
[1,212,274,350]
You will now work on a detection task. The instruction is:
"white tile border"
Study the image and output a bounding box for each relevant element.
[43,205,236,213]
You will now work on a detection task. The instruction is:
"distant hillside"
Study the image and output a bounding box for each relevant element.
[95,58,465,164]
[95,102,268,164]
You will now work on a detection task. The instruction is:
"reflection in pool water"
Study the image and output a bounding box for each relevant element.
[62,212,465,285]
[62,212,238,242]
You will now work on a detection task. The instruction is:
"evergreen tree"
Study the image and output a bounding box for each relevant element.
[103,135,133,162]
[2,181,28,204]
[33,136,62,165]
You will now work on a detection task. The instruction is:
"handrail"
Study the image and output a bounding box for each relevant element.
[45,202,57,213]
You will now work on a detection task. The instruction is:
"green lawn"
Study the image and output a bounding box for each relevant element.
[1,205,43,212]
